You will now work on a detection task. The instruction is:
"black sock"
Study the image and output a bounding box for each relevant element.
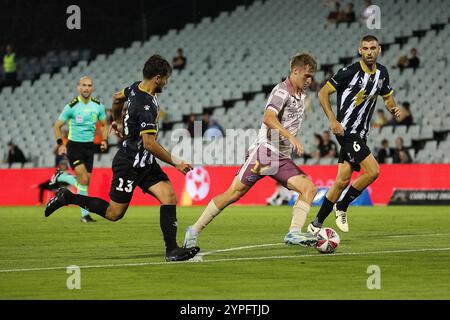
[66,192,108,217]
[314,196,335,226]
[336,186,362,212]
[160,205,178,253]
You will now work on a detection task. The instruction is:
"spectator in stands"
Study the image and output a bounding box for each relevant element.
[342,3,356,23]
[393,54,408,72]
[186,114,196,138]
[172,48,187,71]
[2,44,18,87]
[376,139,395,164]
[302,133,323,163]
[7,141,26,168]
[204,118,225,139]
[326,1,342,26]
[320,131,338,158]
[407,48,420,70]
[393,137,412,164]
[387,101,414,127]
[397,101,414,126]
[372,109,388,128]
[266,182,293,206]
[201,113,210,136]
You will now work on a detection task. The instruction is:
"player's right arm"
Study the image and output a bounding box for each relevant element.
[263,86,304,156]
[53,119,67,155]
[110,90,127,138]
[263,109,304,156]
[318,83,344,136]
[54,104,73,155]
[142,133,192,175]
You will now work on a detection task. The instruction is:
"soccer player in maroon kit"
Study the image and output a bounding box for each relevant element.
[183,53,319,248]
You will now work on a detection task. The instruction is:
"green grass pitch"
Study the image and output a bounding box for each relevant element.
[0,205,449,299]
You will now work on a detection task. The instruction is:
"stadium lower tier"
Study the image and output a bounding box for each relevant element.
[1,164,449,206]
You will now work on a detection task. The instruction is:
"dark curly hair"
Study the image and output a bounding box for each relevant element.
[143,55,172,79]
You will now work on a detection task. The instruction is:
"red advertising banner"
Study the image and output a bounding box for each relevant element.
[0,164,449,206]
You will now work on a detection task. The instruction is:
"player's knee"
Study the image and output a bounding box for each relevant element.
[296,179,317,198]
[160,190,178,205]
[110,214,124,222]
[335,177,350,190]
[368,168,380,182]
[228,190,244,204]
[107,208,125,222]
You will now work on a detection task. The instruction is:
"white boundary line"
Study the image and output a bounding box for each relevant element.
[0,246,449,273]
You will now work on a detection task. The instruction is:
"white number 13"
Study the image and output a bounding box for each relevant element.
[116,178,133,193]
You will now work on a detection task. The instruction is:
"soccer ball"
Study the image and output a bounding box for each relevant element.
[315,227,340,253]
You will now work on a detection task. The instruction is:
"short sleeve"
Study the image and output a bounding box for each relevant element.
[327,66,354,92]
[379,68,394,97]
[58,105,73,122]
[123,86,132,99]
[138,106,158,135]
[265,86,289,114]
[98,104,106,121]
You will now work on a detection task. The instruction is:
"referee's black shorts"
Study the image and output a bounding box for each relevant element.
[109,149,169,204]
[66,140,95,173]
[337,134,372,172]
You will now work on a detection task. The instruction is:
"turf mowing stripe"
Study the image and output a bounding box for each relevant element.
[200,243,282,256]
[0,247,449,273]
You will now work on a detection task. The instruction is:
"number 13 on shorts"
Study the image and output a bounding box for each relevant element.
[116,178,134,193]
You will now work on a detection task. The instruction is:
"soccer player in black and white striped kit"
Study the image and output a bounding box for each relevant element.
[308,35,402,234]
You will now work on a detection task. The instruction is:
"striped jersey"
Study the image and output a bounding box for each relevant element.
[327,60,394,140]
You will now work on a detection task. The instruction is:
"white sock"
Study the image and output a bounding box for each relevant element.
[289,200,311,232]
[192,199,222,234]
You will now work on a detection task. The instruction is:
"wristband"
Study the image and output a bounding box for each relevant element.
[57,138,63,146]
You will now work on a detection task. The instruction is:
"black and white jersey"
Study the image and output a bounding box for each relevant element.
[327,61,394,140]
[120,81,160,168]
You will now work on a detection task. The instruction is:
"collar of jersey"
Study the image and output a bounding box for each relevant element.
[138,82,156,97]
[285,77,306,100]
[77,95,92,104]
[359,60,377,75]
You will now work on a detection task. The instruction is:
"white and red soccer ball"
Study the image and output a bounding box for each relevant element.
[185,167,211,201]
[315,227,340,253]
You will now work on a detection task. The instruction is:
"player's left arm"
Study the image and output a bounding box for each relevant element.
[380,68,401,118]
[383,92,401,118]
[98,104,109,151]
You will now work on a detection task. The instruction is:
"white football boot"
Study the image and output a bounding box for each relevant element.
[183,226,198,248]
[307,223,321,236]
[334,204,349,232]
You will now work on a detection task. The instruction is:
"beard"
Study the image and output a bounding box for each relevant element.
[155,86,163,93]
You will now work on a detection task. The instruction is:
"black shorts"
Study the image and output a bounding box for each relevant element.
[66,141,95,173]
[337,134,371,172]
[109,150,169,203]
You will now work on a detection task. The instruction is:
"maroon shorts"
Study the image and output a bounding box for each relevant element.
[236,145,306,189]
